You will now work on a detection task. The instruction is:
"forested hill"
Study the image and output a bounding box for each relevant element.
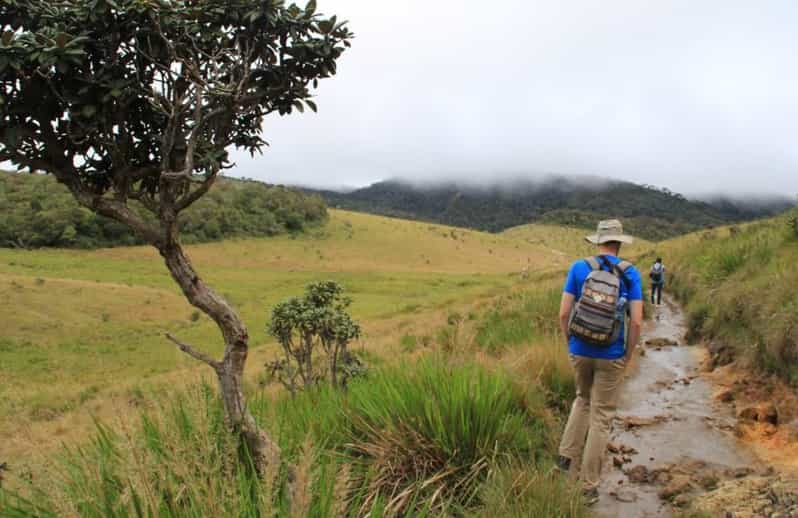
[0,172,327,249]
[311,177,794,241]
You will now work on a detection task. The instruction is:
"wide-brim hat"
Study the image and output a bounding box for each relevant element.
[585,219,634,244]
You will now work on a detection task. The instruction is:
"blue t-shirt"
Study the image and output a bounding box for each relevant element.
[563,255,643,360]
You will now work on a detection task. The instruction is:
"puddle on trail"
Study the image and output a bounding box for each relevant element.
[594,299,759,518]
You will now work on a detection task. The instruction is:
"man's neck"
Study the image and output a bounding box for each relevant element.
[598,246,619,257]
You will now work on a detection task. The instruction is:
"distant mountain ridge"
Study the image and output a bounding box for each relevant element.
[306,176,795,241]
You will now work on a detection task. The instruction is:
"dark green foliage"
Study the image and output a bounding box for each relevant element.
[0,172,327,248]
[314,178,795,241]
[267,281,363,392]
[0,0,351,189]
[0,0,350,250]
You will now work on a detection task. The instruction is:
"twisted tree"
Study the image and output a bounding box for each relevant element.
[0,0,352,471]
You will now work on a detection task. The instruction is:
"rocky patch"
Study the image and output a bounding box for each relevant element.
[691,476,798,518]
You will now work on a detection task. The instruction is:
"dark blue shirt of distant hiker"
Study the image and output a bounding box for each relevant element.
[563,255,644,360]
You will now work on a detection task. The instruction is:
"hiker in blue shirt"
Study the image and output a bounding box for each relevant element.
[555,219,644,505]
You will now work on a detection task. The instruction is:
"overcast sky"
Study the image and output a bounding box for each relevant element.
[231,0,798,196]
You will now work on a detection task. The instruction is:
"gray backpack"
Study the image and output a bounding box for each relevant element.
[568,256,632,347]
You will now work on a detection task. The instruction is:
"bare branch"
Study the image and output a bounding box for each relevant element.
[175,171,218,212]
[166,333,221,371]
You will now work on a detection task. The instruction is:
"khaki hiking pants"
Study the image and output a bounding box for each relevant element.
[558,354,626,489]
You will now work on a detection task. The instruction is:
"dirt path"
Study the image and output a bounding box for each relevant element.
[593,298,783,517]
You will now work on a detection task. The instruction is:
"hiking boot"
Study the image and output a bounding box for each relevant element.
[554,455,572,473]
[582,487,599,506]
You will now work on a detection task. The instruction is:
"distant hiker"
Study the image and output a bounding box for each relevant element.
[650,257,665,305]
[556,219,644,505]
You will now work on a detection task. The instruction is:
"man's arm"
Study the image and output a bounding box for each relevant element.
[625,300,643,362]
[559,292,575,341]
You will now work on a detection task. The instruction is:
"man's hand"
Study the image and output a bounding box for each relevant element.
[559,292,575,342]
[625,300,644,362]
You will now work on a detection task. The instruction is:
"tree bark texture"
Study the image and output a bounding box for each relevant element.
[159,241,280,472]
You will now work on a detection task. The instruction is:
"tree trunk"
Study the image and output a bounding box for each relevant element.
[158,241,280,472]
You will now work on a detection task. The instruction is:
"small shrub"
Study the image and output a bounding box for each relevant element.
[189,310,201,322]
[267,281,362,393]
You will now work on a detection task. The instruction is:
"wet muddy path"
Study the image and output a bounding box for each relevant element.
[594,299,761,517]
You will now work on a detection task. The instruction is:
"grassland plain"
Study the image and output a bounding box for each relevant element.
[0,208,657,516]
[2,209,654,461]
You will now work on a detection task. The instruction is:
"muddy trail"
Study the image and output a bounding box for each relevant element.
[594,299,798,518]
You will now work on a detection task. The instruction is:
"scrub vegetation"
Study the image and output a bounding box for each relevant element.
[657,208,798,383]
[0,209,587,516]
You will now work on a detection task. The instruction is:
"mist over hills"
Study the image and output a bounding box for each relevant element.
[306,176,795,241]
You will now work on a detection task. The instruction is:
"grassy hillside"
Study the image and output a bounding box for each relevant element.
[501,222,652,258]
[0,171,327,248]
[0,210,577,458]
[655,209,798,383]
[313,177,793,241]
[1,209,594,516]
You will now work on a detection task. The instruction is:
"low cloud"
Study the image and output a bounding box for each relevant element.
[227,0,798,197]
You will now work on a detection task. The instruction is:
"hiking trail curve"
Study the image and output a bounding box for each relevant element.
[593,298,797,518]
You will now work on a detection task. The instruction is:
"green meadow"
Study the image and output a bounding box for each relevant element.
[0,208,655,516]
[0,210,607,455]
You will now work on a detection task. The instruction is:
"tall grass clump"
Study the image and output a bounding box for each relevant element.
[0,384,291,517]
[276,357,551,515]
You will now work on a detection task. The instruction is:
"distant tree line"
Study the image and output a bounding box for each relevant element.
[0,172,328,248]
[313,178,795,241]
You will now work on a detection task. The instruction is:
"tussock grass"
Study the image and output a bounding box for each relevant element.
[2,358,580,517]
[274,358,551,515]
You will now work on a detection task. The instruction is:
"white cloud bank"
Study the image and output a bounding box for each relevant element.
[231,0,798,197]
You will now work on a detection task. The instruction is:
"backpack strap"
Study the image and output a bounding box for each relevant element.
[615,260,632,291]
[584,256,601,271]
[597,256,632,291]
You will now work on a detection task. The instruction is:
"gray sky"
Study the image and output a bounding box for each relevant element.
[231,0,798,196]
